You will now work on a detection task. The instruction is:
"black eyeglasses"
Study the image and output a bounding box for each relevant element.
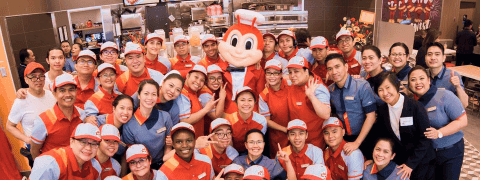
[26,75,46,81]
[74,138,100,149]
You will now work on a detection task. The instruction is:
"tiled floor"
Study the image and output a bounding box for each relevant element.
[460,109,480,180]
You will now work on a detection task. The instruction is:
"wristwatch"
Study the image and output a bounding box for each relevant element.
[438,131,443,139]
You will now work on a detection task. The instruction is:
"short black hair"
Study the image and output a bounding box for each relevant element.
[375,71,400,94]
[389,42,409,55]
[61,40,70,45]
[235,90,257,103]
[72,43,83,50]
[464,19,473,28]
[407,65,429,91]
[325,53,345,65]
[375,137,396,155]
[112,94,134,108]
[46,47,64,59]
[426,42,445,55]
[172,129,195,141]
[19,48,30,64]
[361,45,381,58]
[295,29,311,44]
[244,129,264,142]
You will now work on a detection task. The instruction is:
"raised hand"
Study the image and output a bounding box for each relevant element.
[305,78,319,98]
[204,94,220,111]
[214,168,225,180]
[84,116,98,126]
[276,143,290,163]
[219,83,227,100]
[165,135,172,147]
[195,133,218,149]
[449,70,461,88]
[397,164,412,180]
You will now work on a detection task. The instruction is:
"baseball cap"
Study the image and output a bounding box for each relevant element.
[278,30,295,41]
[207,64,223,74]
[265,59,282,71]
[159,70,181,85]
[145,33,163,44]
[234,86,256,102]
[263,33,276,41]
[104,176,122,180]
[97,63,116,75]
[51,73,77,90]
[300,164,331,180]
[224,163,245,176]
[174,35,189,45]
[286,56,309,69]
[287,119,308,131]
[242,165,270,180]
[99,124,121,142]
[189,65,208,76]
[77,50,97,62]
[24,62,46,77]
[210,118,232,133]
[124,43,143,56]
[100,41,119,52]
[310,36,329,50]
[336,28,353,41]
[322,117,344,130]
[126,144,150,163]
[171,122,196,138]
[71,123,101,142]
[201,34,217,45]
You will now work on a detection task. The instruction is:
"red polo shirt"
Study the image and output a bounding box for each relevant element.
[145,55,169,74]
[260,52,276,69]
[179,85,205,137]
[170,54,202,78]
[42,147,100,180]
[224,112,266,152]
[279,47,300,61]
[198,144,238,175]
[86,86,119,115]
[344,49,361,75]
[160,153,213,180]
[202,54,228,70]
[0,127,22,179]
[279,144,325,179]
[310,62,333,86]
[96,157,120,179]
[116,68,150,96]
[74,76,97,109]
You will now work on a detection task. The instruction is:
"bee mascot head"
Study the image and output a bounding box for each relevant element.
[218,9,265,68]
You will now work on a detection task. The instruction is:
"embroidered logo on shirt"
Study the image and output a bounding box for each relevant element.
[185,64,193,68]
[103,168,112,172]
[301,163,310,168]
[157,127,167,134]
[296,102,303,106]
[338,165,345,170]
[198,172,206,179]
[350,63,359,68]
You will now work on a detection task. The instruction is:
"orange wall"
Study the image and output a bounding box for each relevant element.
[0,26,30,171]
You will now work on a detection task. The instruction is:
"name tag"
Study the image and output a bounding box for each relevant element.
[427,106,437,112]
[296,102,303,106]
[301,164,310,168]
[219,165,228,168]
[198,172,206,179]
[338,165,345,171]
[350,63,359,68]
[400,117,413,126]
[157,127,167,134]
[438,87,446,91]
[345,96,354,100]
[185,64,193,68]
[103,168,112,172]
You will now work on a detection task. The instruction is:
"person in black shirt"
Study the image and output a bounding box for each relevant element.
[455,19,478,66]
[413,30,426,50]
[18,48,36,88]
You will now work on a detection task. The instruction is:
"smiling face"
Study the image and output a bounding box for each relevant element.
[278,35,295,55]
[129,157,151,177]
[288,129,308,151]
[70,138,98,164]
[245,132,264,158]
[145,39,162,56]
[236,92,255,115]
[71,44,81,57]
[326,58,348,83]
[54,84,77,108]
[263,36,276,53]
[174,42,190,57]
[173,130,195,162]
[203,41,219,58]
[99,139,119,157]
[98,68,116,90]
[47,49,65,71]
[425,46,445,69]
[207,72,223,91]
[100,48,119,64]
[125,53,146,75]
[75,57,96,75]
[361,49,382,74]
[26,69,46,92]
[378,78,400,106]
[323,126,345,149]
[288,67,309,86]
[218,25,263,67]
[113,98,133,124]
[265,68,282,87]
[212,125,233,149]
[138,83,158,110]
[408,69,431,97]
[337,36,354,54]
[186,71,206,92]
[161,78,183,102]
[373,140,395,169]
[389,46,408,69]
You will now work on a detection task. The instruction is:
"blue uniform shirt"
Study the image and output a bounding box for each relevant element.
[233,155,286,179]
[429,65,464,95]
[329,75,377,135]
[418,86,466,149]
[64,56,75,72]
[363,162,406,180]
[122,109,173,164]
[395,65,412,82]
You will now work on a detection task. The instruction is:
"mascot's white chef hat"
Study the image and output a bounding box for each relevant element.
[235,9,265,27]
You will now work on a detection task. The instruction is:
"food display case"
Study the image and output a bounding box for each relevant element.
[256,10,308,32]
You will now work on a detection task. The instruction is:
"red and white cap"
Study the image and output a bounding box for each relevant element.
[286,56,309,69]
[104,176,122,180]
[124,42,143,55]
[265,59,282,71]
[77,50,97,62]
[126,144,150,163]
[263,33,276,40]
[160,70,181,85]
[210,118,231,133]
[310,36,329,50]
[234,9,265,27]
[322,117,344,130]
[300,164,331,180]
[224,163,245,176]
[100,41,119,52]
[235,86,256,101]
[24,62,46,77]
[278,30,295,40]
[207,64,223,74]
[336,28,353,41]
[145,33,163,44]
[287,119,308,131]
[242,165,270,180]
[99,124,121,142]
[52,73,77,90]
[201,34,217,45]
[171,122,196,137]
[174,35,189,45]
[189,65,208,76]
[71,123,101,142]
[97,63,116,75]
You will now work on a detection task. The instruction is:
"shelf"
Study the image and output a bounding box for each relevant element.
[74,26,103,32]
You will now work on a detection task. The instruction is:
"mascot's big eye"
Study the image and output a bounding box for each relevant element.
[245,38,254,50]
[231,35,238,47]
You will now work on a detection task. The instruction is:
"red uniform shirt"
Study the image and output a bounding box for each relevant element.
[105,114,115,125]
[198,144,239,175]
[96,157,120,179]
[223,65,265,114]
[279,47,300,61]
[202,54,229,70]
[224,112,267,152]
[179,85,205,137]
[74,76,97,109]
[310,62,333,86]
[260,52,276,69]
[31,104,83,153]
[122,170,156,180]
[344,49,362,75]
[0,127,22,179]
[86,86,119,115]
[116,68,151,96]
[279,144,325,180]
[145,55,169,74]
[160,153,214,180]
[170,54,207,78]
[43,147,100,180]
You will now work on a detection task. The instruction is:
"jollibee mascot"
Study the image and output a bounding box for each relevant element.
[218,9,266,113]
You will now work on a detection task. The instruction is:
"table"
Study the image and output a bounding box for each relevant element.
[448,65,480,81]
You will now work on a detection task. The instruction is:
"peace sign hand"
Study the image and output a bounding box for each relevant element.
[214,168,225,180]
[195,133,218,149]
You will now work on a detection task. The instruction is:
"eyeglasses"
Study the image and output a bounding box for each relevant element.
[75,138,100,149]
[338,38,352,45]
[175,42,188,48]
[265,72,281,76]
[100,73,116,79]
[129,157,147,166]
[215,132,232,138]
[247,141,264,145]
[26,75,46,81]
[102,50,118,56]
[77,60,95,66]
[390,53,406,57]
[208,77,223,82]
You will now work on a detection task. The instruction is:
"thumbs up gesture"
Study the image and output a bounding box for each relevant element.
[449,70,461,88]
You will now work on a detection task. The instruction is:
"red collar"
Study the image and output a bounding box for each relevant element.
[99,86,115,99]
[262,52,276,61]
[114,64,123,76]
[279,47,299,60]
[183,84,198,96]
[65,147,92,173]
[290,144,308,157]
[106,114,115,125]
[145,55,159,66]
[205,54,221,64]
[329,140,346,158]
[236,112,253,125]
[177,54,192,63]
[344,49,357,62]
[370,163,379,174]
[131,170,155,180]
[75,75,96,91]
[130,68,150,78]
[73,56,78,61]
[174,152,196,169]
[134,107,149,125]
[53,103,80,121]
[210,144,225,159]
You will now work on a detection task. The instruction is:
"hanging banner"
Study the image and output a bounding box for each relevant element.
[381,0,442,34]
